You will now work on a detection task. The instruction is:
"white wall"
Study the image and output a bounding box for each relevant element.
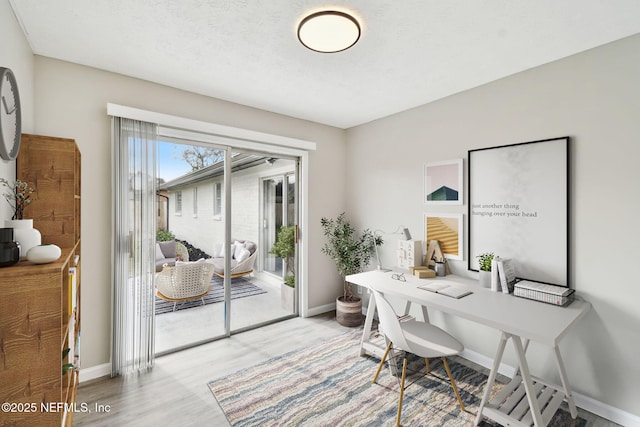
[0,0,35,219]
[32,57,347,370]
[346,34,640,419]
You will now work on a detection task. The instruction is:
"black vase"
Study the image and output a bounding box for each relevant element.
[0,228,20,268]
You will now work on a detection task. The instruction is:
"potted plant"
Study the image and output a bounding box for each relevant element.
[269,225,296,310]
[320,213,382,327]
[476,252,494,288]
[1,178,40,258]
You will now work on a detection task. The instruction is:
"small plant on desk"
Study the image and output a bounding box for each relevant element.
[476,252,494,271]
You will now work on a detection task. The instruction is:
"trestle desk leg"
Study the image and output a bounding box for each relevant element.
[475,332,509,425]
[360,295,377,356]
[554,345,578,418]
[512,334,544,426]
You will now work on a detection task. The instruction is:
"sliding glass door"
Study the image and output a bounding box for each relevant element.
[153,141,299,354]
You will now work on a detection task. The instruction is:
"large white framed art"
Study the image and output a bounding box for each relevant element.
[424,159,463,205]
[468,137,569,287]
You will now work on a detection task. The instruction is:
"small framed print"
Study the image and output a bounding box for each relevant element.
[424,213,463,260]
[424,159,463,205]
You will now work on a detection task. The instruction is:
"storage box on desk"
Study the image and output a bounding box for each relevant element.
[514,280,575,307]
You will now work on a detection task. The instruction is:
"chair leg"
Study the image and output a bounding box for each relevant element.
[425,357,431,374]
[396,357,408,427]
[373,341,393,384]
[201,297,206,306]
[172,302,177,312]
[441,357,465,412]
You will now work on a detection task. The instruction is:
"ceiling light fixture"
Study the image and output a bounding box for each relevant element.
[297,10,361,53]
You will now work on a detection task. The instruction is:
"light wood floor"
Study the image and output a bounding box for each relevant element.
[75,312,619,426]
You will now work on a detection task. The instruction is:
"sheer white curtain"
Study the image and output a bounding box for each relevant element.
[111,117,157,376]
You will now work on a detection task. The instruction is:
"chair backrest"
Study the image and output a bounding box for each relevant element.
[171,261,215,298]
[371,289,412,352]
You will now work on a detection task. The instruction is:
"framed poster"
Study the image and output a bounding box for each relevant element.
[424,159,463,205]
[468,137,569,286]
[424,213,463,260]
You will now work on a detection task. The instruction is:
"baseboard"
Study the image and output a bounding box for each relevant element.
[304,302,335,318]
[461,348,639,426]
[79,363,111,383]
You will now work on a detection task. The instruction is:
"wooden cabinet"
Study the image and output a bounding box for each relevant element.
[0,134,81,426]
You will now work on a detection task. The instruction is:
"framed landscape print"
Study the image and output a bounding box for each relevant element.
[424,213,463,260]
[468,137,569,286]
[424,159,463,205]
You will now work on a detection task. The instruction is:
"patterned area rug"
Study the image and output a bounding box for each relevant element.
[155,276,267,315]
[208,331,587,427]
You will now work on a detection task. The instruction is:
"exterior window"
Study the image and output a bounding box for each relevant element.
[175,191,182,215]
[213,182,222,219]
[193,188,198,217]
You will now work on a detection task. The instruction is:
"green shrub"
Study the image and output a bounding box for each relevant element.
[156,230,175,242]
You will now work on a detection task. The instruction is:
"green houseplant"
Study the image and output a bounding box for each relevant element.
[269,225,296,311]
[476,252,495,288]
[320,213,382,326]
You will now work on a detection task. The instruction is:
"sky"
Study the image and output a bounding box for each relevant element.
[157,141,192,182]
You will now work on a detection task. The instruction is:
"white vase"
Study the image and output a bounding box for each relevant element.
[5,219,42,259]
[479,270,492,288]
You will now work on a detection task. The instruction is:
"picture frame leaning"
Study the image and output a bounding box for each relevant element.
[424,159,463,205]
[467,137,569,287]
[424,213,463,261]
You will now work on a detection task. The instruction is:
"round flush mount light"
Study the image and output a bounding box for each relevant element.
[297,10,361,53]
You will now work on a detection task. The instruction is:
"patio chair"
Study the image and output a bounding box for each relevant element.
[156,259,215,311]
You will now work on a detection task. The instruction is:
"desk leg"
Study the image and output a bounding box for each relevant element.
[512,334,544,426]
[360,295,377,357]
[554,345,578,419]
[475,332,509,426]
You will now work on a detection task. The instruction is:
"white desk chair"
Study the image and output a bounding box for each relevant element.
[370,289,466,426]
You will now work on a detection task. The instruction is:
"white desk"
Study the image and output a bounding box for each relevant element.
[346,270,591,427]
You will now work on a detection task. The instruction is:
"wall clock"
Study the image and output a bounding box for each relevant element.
[0,67,22,161]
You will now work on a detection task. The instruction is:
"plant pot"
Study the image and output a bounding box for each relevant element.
[336,296,363,327]
[281,283,294,311]
[479,270,492,288]
[4,219,41,259]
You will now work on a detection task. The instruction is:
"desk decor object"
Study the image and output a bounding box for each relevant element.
[514,280,575,306]
[418,281,472,299]
[496,258,518,294]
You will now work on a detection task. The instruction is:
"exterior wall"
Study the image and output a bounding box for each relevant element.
[167,160,293,264]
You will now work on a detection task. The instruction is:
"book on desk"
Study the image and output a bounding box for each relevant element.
[418,282,473,299]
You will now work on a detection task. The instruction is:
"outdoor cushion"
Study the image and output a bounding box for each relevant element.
[158,240,176,258]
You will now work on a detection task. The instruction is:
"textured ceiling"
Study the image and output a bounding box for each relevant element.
[9,0,640,129]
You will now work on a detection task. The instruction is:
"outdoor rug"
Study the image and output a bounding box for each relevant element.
[208,331,587,427]
[155,276,267,315]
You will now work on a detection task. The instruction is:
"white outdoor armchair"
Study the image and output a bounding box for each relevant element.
[156,260,215,311]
